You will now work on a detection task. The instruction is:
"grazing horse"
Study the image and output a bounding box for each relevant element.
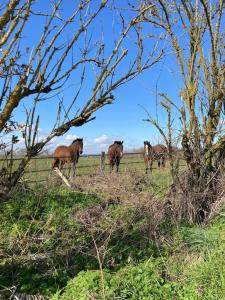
[107,141,123,172]
[52,138,83,176]
[144,141,167,173]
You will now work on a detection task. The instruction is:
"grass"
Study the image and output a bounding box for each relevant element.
[0,169,170,297]
[0,154,177,184]
[0,188,102,296]
[0,165,224,300]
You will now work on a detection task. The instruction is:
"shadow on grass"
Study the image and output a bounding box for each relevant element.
[0,250,98,297]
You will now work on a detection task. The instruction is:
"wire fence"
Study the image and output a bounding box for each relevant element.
[0,151,185,185]
[0,152,144,183]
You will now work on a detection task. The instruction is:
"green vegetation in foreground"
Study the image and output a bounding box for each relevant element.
[0,188,102,296]
[0,182,224,299]
[0,184,163,297]
[52,215,225,300]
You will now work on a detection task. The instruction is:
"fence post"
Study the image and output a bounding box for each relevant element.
[54,167,71,187]
[100,151,105,171]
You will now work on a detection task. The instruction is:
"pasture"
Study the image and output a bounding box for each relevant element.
[0,152,174,187]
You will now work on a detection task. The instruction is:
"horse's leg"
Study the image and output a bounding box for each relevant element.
[150,160,153,172]
[57,160,64,184]
[162,156,165,168]
[111,160,115,172]
[158,158,160,168]
[68,162,72,178]
[146,159,150,174]
[72,160,77,178]
[116,158,120,172]
[111,162,114,172]
[52,158,59,169]
[61,161,67,179]
[145,161,148,174]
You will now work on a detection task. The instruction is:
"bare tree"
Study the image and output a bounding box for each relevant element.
[142,0,225,220]
[0,0,163,199]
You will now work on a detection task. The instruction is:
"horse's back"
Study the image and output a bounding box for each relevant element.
[107,144,115,154]
[53,145,71,159]
[153,144,167,154]
[107,145,114,157]
[107,144,120,160]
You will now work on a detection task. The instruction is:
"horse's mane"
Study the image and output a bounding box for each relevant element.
[114,141,123,145]
[71,138,83,144]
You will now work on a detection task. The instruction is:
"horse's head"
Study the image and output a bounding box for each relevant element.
[144,141,152,156]
[114,141,123,157]
[72,138,83,155]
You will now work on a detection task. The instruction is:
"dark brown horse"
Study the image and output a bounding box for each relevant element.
[144,141,167,173]
[107,141,123,172]
[52,138,83,176]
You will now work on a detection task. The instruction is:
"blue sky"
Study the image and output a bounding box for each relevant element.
[13,61,181,154]
[6,0,184,154]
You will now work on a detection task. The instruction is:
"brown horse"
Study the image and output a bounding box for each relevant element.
[52,138,83,176]
[144,141,167,173]
[107,141,123,172]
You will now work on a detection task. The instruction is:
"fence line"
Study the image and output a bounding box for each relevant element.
[0,151,185,185]
[0,151,146,162]
[0,150,184,161]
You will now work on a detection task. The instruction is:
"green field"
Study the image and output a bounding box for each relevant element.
[1,154,174,185]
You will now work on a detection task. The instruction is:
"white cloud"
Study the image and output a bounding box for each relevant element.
[82,134,123,154]
[93,134,111,144]
[17,137,25,144]
[65,134,79,141]
[0,132,144,156]
[37,127,44,133]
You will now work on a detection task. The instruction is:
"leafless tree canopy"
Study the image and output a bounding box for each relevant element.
[142,0,225,219]
[0,0,164,198]
[142,0,224,159]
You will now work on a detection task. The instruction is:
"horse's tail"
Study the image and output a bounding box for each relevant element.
[52,158,60,169]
